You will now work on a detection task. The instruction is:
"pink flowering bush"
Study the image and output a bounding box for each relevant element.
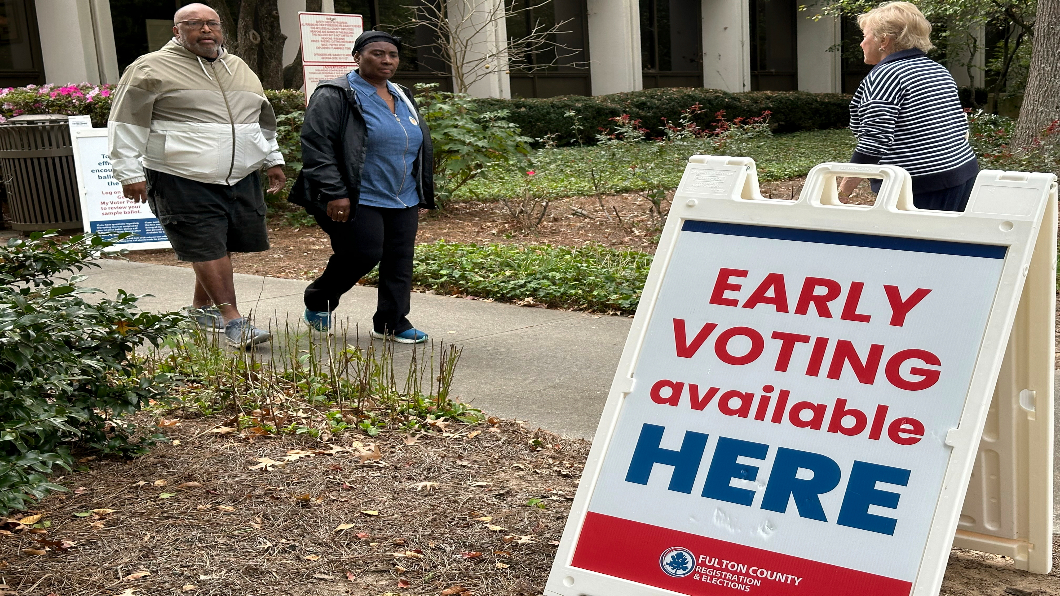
[0,83,114,127]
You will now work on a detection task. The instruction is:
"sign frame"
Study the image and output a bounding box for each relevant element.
[545,157,1055,596]
[72,128,170,251]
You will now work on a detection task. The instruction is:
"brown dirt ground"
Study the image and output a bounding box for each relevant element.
[4,179,1059,595]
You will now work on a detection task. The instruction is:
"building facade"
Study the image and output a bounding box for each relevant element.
[0,0,982,97]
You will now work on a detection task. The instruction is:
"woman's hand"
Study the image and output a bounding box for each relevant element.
[327,198,352,222]
[837,177,862,200]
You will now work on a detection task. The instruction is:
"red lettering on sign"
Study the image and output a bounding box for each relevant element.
[883,285,932,327]
[709,268,748,307]
[795,277,842,318]
[742,272,790,312]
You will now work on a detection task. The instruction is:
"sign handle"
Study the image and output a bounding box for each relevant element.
[801,162,916,211]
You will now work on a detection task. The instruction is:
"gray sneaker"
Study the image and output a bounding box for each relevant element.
[182,305,225,332]
[224,317,271,348]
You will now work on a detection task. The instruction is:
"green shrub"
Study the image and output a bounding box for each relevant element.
[969,110,1060,175]
[415,84,532,204]
[0,233,184,514]
[264,89,308,118]
[367,241,653,314]
[470,88,851,145]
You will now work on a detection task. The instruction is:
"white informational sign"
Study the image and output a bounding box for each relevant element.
[303,63,356,103]
[298,12,363,105]
[546,159,1055,596]
[72,129,170,251]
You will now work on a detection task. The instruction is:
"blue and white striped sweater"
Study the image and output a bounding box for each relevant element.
[849,49,978,192]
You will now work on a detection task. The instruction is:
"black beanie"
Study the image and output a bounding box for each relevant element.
[352,31,402,55]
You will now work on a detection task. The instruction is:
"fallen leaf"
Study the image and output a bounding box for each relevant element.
[181,586,197,592]
[334,523,356,531]
[398,578,410,588]
[207,426,236,434]
[355,444,382,463]
[216,505,235,512]
[355,532,370,539]
[312,573,335,580]
[23,548,47,556]
[17,515,41,525]
[249,457,285,471]
[361,510,379,516]
[304,554,320,561]
[283,450,315,461]
[126,570,151,580]
[158,493,175,499]
[487,417,501,425]
[461,551,483,558]
[90,509,116,516]
[134,481,147,487]
[115,589,138,596]
[73,487,88,495]
[153,479,167,486]
[429,419,450,431]
[409,481,438,493]
[441,585,467,595]
[486,524,506,531]
[73,512,91,518]
[157,418,180,427]
[514,535,535,544]
[346,570,356,581]
[473,516,492,522]
[89,521,105,529]
[172,440,181,446]
[466,430,481,439]
[495,562,509,569]
[469,481,491,487]
[402,435,418,445]
[178,482,202,489]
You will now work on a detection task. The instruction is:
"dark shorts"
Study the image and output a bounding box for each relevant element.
[145,169,269,262]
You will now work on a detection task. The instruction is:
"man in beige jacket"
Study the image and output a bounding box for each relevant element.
[108,3,284,348]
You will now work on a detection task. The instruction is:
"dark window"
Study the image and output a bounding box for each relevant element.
[0,0,43,87]
[337,0,451,91]
[506,0,589,98]
[840,15,871,93]
[109,0,190,75]
[749,0,797,91]
[640,0,702,89]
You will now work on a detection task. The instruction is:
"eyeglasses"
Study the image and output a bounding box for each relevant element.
[177,19,222,30]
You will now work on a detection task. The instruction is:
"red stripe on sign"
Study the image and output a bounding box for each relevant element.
[571,512,912,596]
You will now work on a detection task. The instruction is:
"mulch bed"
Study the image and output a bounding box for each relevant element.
[0,414,586,596]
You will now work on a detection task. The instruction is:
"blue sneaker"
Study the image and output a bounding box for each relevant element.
[370,327,428,344]
[303,308,332,333]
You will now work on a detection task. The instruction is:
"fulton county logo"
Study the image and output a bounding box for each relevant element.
[659,547,696,578]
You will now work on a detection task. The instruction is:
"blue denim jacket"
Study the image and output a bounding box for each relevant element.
[346,71,424,208]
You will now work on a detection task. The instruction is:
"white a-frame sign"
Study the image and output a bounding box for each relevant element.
[546,158,1056,596]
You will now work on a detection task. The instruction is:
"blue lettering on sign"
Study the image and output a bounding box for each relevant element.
[623,423,910,536]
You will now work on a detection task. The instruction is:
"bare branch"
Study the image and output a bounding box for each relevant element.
[398,0,586,94]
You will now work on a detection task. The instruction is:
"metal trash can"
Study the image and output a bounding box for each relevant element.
[0,114,82,231]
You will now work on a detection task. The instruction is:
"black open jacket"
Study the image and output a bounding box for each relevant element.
[289,74,436,216]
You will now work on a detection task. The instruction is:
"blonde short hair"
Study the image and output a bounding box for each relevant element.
[857,1,934,52]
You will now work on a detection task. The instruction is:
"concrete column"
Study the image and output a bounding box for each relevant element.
[88,0,119,83]
[35,0,108,84]
[701,0,749,92]
[447,0,511,98]
[949,24,986,89]
[797,10,841,93]
[586,0,641,95]
[278,0,306,68]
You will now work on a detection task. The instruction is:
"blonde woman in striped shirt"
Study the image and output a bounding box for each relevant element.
[838,2,979,211]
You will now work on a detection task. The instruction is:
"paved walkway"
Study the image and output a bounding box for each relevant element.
[82,258,631,440]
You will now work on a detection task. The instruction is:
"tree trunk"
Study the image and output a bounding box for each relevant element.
[258,0,286,89]
[283,0,323,89]
[237,0,261,74]
[1012,0,1060,147]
